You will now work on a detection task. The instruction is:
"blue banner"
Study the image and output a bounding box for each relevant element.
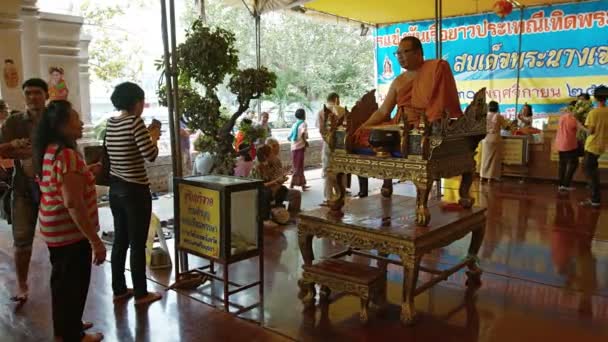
[375,0,608,118]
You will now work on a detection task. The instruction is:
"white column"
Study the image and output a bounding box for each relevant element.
[20,0,40,79]
[0,0,25,110]
[37,12,83,113]
[78,34,92,125]
[78,34,97,144]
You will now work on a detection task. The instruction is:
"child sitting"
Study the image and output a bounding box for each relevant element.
[234,143,254,177]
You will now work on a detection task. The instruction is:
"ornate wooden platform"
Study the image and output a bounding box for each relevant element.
[297,194,486,325]
[323,88,487,226]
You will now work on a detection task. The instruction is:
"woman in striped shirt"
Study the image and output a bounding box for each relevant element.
[33,100,105,342]
[106,82,162,305]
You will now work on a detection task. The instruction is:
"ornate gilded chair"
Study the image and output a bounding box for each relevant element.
[323,88,488,226]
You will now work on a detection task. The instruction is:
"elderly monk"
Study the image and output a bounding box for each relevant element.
[355,36,462,147]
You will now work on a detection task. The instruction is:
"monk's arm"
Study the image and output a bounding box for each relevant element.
[361,80,398,128]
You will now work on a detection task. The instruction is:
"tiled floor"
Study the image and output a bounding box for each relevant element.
[1,169,607,341]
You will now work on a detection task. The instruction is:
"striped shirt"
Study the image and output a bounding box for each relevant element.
[106,115,158,184]
[37,145,99,247]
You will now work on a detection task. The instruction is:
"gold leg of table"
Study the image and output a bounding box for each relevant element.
[414,181,432,226]
[458,171,475,208]
[381,179,393,198]
[372,252,389,309]
[298,278,316,309]
[298,231,316,308]
[360,296,370,323]
[329,172,346,217]
[401,255,421,325]
[466,224,485,287]
[319,285,331,303]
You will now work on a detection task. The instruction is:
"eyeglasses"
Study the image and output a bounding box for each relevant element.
[393,49,415,57]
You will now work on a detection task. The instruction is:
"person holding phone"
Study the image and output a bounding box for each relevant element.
[105,82,162,306]
[33,100,105,341]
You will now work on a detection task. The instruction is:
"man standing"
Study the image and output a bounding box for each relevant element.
[0,78,48,303]
[255,112,272,147]
[580,86,608,208]
[179,118,192,176]
[317,93,347,205]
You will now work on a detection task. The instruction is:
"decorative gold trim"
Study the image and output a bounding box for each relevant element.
[297,207,486,325]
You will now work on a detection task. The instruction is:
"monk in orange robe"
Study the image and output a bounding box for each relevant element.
[355,36,463,147]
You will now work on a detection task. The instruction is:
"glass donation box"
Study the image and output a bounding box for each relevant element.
[174,175,264,318]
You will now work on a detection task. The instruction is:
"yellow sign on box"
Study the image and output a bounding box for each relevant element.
[178,183,221,258]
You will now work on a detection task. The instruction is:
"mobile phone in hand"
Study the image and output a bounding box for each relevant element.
[150,119,162,130]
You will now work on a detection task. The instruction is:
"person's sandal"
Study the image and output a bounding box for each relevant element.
[135,292,162,306]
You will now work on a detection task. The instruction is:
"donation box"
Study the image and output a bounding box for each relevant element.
[175,175,263,261]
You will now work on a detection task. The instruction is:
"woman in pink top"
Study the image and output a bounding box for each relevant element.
[555,106,582,191]
[233,143,253,177]
[288,109,309,190]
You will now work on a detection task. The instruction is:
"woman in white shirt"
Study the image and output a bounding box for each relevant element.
[288,109,309,190]
[481,101,508,182]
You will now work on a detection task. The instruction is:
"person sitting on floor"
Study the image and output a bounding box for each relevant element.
[266,138,301,213]
[233,143,254,177]
[251,145,288,227]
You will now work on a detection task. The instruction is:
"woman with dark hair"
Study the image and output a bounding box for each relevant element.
[106,82,162,305]
[480,101,508,182]
[234,143,253,177]
[517,103,533,128]
[33,100,104,341]
[288,108,309,190]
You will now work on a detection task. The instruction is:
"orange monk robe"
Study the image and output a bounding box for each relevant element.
[405,59,463,123]
[355,59,463,148]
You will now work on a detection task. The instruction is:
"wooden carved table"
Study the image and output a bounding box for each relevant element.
[326,151,476,225]
[297,194,486,325]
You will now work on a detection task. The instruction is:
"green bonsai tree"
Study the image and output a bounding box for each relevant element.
[159,20,276,174]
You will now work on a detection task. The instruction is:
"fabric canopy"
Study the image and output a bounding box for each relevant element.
[224,1,593,25]
[223,0,306,15]
[302,0,588,25]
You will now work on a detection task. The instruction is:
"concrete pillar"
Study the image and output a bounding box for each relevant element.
[78,34,92,125]
[0,0,25,110]
[20,0,40,79]
[78,34,97,144]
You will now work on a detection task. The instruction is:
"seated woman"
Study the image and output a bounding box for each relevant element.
[514,103,541,135]
[233,143,253,177]
[266,138,301,213]
[251,145,288,225]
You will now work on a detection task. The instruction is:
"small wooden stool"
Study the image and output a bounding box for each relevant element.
[300,259,386,323]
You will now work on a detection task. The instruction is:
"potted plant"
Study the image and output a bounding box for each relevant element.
[159,20,276,174]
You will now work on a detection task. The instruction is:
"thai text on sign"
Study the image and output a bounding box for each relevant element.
[375,1,607,116]
[178,184,220,258]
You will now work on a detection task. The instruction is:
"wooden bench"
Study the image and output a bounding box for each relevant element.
[299,258,386,323]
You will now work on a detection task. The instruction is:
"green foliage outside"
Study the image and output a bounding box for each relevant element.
[78,0,147,86]
[182,0,375,128]
[158,21,277,174]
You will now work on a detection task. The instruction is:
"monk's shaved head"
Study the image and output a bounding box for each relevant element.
[400,36,424,56]
[396,36,424,70]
